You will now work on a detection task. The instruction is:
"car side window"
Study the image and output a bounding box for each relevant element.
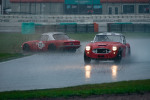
[122,36,126,44]
[53,34,69,40]
[40,35,49,41]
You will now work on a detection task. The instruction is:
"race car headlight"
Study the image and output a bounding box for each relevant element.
[112,46,117,51]
[86,46,91,51]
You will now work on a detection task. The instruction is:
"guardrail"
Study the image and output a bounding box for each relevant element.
[0,14,150,19]
[0,14,150,25]
[0,14,150,32]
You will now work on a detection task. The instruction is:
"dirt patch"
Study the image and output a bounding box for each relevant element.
[29,92,150,100]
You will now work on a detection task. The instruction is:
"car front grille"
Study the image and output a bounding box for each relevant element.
[93,48,111,54]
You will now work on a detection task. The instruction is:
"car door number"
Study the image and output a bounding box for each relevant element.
[38,41,45,49]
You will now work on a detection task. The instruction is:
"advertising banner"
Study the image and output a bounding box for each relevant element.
[65,0,100,4]
[22,23,35,34]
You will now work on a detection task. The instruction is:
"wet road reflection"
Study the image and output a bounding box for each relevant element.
[85,65,92,79]
[111,65,118,80]
[84,63,119,81]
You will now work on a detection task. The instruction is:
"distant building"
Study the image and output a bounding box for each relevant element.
[1,0,150,15]
[101,0,150,14]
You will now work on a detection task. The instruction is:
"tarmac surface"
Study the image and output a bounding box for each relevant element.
[0,38,150,92]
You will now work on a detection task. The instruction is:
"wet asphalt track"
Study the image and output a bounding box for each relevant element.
[0,38,150,92]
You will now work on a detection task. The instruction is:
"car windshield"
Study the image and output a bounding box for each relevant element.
[53,34,70,40]
[93,35,123,43]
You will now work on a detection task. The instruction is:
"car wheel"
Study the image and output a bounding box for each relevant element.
[23,44,30,52]
[84,51,91,64]
[128,48,131,56]
[114,49,122,63]
[48,44,56,52]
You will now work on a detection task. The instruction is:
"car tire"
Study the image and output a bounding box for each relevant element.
[114,49,122,63]
[84,51,91,64]
[128,48,131,56]
[48,44,56,52]
[23,44,30,52]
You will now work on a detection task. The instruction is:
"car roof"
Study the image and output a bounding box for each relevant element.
[96,32,123,36]
[41,32,66,40]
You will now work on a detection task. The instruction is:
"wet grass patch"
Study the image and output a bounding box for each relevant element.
[0,79,150,100]
[68,32,150,41]
[68,33,97,41]
[122,32,150,38]
[0,53,26,62]
[0,33,40,53]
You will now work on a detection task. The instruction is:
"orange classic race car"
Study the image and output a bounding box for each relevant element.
[84,32,130,63]
[22,32,80,52]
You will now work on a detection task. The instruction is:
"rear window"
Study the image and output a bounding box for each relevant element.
[53,34,70,40]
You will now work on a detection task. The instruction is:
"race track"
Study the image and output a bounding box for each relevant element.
[0,38,150,92]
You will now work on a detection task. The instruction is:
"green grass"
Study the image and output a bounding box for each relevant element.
[0,33,40,53]
[68,33,97,41]
[68,32,150,40]
[121,32,150,38]
[0,53,24,62]
[0,33,40,61]
[0,79,150,100]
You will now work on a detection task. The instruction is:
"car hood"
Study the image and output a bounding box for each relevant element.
[89,41,122,48]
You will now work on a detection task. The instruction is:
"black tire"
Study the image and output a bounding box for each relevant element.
[114,49,122,63]
[23,44,30,52]
[128,48,131,56]
[84,51,91,64]
[48,44,56,52]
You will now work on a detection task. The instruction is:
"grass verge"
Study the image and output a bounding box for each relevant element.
[0,79,150,100]
[68,32,150,40]
[68,33,97,41]
[0,53,25,62]
[0,33,40,53]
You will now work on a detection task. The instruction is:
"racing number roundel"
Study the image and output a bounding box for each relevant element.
[38,41,45,49]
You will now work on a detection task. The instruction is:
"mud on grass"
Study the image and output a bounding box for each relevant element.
[27,92,150,100]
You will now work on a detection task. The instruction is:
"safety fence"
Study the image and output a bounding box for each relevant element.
[108,23,150,33]
[35,24,95,33]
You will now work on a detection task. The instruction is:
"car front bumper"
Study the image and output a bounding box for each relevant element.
[85,50,118,60]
